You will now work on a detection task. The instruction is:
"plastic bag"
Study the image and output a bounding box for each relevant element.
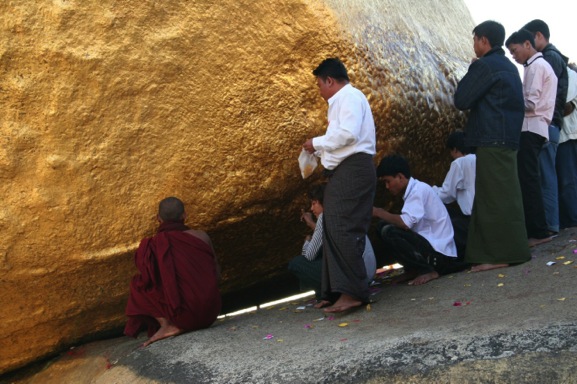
[298,148,318,179]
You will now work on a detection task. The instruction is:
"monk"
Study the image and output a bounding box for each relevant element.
[124,197,221,347]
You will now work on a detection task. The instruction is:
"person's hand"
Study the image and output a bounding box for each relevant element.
[302,139,315,154]
[372,207,386,218]
[300,210,314,224]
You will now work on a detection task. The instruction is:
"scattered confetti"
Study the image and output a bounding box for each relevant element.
[366,304,371,311]
[464,284,471,287]
[278,307,287,311]
[556,256,566,260]
[453,301,462,306]
[326,316,335,321]
[573,249,577,254]
[296,306,306,310]
[547,261,556,266]
[263,334,274,340]
[497,283,504,287]
[338,322,349,327]
[564,261,574,265]
[340,338,348,342]
[277,339,284,343]
[557,298,566,301]
[304,324,314,329]
[313,317,325,322]
[498,274,506,278]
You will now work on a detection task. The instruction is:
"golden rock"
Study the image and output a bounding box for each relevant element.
[0,0,474,373]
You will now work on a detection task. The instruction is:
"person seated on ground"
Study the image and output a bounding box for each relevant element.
[431,130,476,259]
[372,154,468,286]
[288,183,376,304]
[124,196,221,347]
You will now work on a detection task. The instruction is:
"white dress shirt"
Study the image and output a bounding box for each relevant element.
[432,154,476,216]
[312,84,376,170]
[401,177,458,257]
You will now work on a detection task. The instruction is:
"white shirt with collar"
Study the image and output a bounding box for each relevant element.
[401,177,458,258]
[432,154,476,216]
[312,84,376,170]
[522,51,557,139]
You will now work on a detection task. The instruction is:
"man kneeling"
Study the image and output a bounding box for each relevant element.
[124,197,221,347]
[373,155,468,286]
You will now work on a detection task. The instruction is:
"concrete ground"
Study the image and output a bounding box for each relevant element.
[4,227,577,384]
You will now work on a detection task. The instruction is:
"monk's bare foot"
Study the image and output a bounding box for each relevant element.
[408,271,440,286]
[323,294,362,314]
[528,236,553,247]
[470,263,509,272]
[314,300,332,309]
[142,321,183,347]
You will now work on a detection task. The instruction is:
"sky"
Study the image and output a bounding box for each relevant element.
[463,0,575,67]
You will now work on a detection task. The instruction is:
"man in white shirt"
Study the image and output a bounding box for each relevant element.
[506,29,558,246]
[373,155,467,286]
[302,58,376,313]
[432,130,476,258]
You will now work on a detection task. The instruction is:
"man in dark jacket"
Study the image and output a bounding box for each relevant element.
[523,19,570,235]
[454,20,531,272]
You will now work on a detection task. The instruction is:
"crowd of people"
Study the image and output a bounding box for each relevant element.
[292,19,576,310]
[122,19,577,347]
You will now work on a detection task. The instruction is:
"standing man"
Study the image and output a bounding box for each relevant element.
[302,58,376,313]
[454,21,531,272]
[522,19,569,235]
[506,29,557,246]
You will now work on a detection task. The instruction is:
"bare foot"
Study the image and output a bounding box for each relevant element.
[528,236,553,247]
[470,263,509,272]
[314,300,332,309]
[408,271,440,286]
[389,270,420,284]
[323,294,362,314]
[142,318,183,347]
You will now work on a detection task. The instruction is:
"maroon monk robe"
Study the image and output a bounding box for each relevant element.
[124,220,221,338]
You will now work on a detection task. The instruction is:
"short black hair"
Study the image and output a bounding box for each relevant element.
[158,196,185,221]
[505,29,535,48]
[312,58,350,82]
[446,130,471,154]
[522,19,550,40]
[473,20,505,48]
[307,183,326,205]
[376,154,411,179]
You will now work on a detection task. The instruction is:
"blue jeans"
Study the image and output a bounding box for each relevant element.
[557,139,577,228]
[539,125,559,233]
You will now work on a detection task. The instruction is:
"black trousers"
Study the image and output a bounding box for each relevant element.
[377,223,468,275]
[517,131,549,239]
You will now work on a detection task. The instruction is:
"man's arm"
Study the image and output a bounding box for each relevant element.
[432,161,462,204]
[185,229,221,280]
[372,207,409,230]
[454,60,494,110]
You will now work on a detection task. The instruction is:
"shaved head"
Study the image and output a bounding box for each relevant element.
[158,197,185,221]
